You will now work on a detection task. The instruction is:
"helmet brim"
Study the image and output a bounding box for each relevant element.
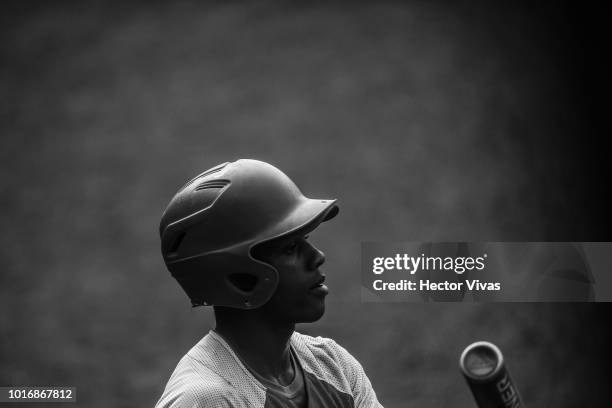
[251,198,339,248]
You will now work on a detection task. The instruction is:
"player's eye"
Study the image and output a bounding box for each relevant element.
[283,241,298,255]
[282,235,309,255]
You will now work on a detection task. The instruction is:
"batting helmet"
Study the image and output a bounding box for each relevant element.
[159,159,339,309]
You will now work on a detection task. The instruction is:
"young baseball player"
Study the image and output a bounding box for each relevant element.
[155,159,382,408]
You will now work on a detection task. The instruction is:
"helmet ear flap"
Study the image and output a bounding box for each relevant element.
[227,273,259,293]
[169,252,279,309]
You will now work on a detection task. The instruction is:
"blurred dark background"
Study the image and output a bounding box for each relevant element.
[1,1,609,407]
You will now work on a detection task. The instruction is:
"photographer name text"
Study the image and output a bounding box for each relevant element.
[371,253,500,292]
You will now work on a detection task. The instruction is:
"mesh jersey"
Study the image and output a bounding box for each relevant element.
[154,331,383,408]
[245,347,307,408]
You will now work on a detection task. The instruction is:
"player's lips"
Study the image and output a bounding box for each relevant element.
[309,275,328,296]
[310,275,326,289]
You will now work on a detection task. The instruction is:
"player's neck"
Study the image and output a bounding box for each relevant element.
[214,313,295,380]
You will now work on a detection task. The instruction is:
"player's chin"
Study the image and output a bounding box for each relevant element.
[296,300,326,323]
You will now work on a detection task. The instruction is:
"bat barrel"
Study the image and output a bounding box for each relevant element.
[459,341,525,408]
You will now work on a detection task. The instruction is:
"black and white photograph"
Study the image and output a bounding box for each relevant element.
[1,1,609,407]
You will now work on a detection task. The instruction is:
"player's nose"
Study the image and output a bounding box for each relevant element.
[307,242,326,270]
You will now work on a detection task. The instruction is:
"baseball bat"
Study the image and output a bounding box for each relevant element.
[459,341,525,408]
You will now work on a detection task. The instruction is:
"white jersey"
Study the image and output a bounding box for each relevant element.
[155,331,383,408]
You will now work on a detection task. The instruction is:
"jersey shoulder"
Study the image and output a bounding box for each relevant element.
[154,353,242,408]
[155,332,267,408]
[291,332,360,368]
[291,332,383,408]
[291,332,362,388]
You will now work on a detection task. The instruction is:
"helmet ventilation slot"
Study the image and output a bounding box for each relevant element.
[198,162,228,178]
[166,232,186,258]
[180,162,229,190]
[195,179,230,191]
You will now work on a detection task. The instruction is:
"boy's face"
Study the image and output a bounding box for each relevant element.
[254,232,328,324]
